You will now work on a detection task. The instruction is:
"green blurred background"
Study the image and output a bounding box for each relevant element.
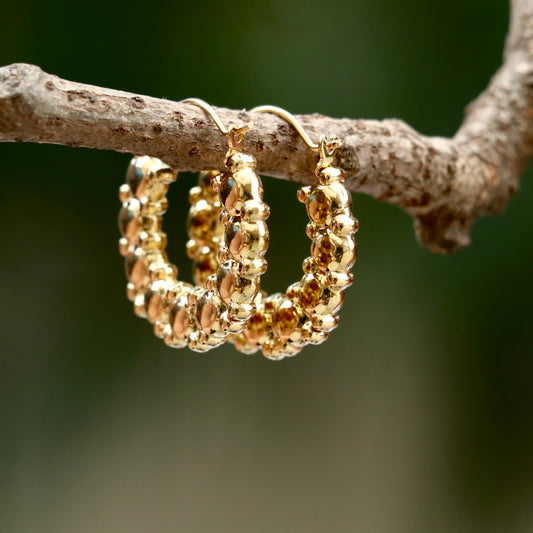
[1,1,532,532]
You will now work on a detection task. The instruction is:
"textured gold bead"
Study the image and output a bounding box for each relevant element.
[170,294,192,340]
[133,295,148,318]
[273,299,301,342]
[118,184,132,202]
[119,198,141,241]
[238,257,268,277]
[326,271,354,290]
[118,237,130,257]
[331,214,357,236]
[126,282,137,302]
[125,248,148,289]
[164,332,188,349]
[301,322,328,345]
[312,313,339,333]
[299,274,323,313]
[149,263,176,282]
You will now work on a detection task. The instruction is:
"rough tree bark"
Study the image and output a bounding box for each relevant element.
[0,0,532,253]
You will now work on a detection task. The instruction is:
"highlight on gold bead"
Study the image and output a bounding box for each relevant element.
[185,105,359,360]
[117,99,270,352]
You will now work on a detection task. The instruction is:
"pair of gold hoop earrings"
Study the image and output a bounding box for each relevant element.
[118,99,358,360]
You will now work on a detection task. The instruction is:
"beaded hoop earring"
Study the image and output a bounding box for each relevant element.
[118,99,270,352]
[186,106,358,360]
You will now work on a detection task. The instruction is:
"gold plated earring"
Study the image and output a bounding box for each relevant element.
[118,99,270,352]
[186,106,358,360]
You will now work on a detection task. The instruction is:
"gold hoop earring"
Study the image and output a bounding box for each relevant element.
[118,99,270,352]
[186,106,358,360]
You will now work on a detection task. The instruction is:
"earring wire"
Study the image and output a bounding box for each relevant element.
[250,105,319,152]
[250,104,343,167]
[182,98,230,135]
[182,98,253,151]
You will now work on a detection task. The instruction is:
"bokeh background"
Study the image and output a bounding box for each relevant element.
[1,1,532,532]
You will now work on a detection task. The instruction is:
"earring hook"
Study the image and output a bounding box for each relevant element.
[250,105,319,151]
[250,104,343,167]
[181,98,253,151]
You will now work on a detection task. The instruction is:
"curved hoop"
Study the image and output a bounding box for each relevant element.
[186,106,358,359]
[118,105,269,352]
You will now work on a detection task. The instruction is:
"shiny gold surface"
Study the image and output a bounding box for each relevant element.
[119,100,355,358]
[235,146,357,359]
[118,144,270,352]
[188,134,358,360]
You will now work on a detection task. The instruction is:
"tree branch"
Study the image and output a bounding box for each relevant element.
[1,0,532,253]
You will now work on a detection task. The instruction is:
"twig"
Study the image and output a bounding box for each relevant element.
[1,0,532,253]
